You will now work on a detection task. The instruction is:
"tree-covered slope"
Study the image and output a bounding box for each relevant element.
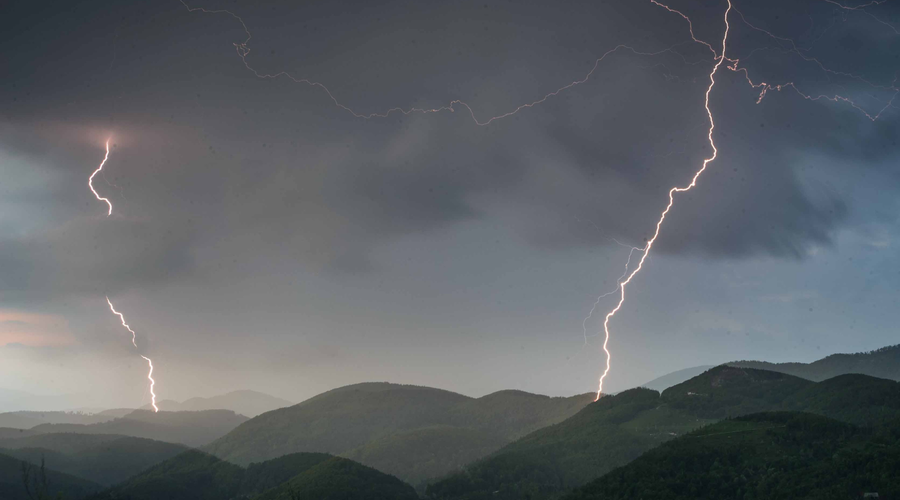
[254,457,419,500]
[566,412,900,500]
[0,433,188,485]
[205,382,592,485]
[343,425,508,488]
[426,388,712,500]
[0,451,101,500]
[89,449,416,500]
[427,366,900,500]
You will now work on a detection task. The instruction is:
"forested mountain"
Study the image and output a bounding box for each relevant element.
[427,366,900,499]
[730,344,900,382]
[0,433,188,485]
[205,382,593,486]
[3,410,248,447]
[565,412,900,499]
[88,449,418,500]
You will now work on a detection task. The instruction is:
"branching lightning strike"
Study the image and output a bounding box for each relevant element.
[176,0,895,398]
[89,142,160,412]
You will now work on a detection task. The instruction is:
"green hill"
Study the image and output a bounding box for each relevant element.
[0,433,188,485]
[565,412,900,500]
[426,366,900,500]
[0,451,100,500]
[730,343,900,382]
[21,409,248,447]
[205,382,592,485]
[342,425,508,488]
[89,449,416,500]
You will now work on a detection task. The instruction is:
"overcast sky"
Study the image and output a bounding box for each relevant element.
[2,0,899,409]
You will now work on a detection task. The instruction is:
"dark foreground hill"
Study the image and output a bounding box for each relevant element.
[206,382,592,486]
[9,409,247,447]
[88,449,418,500]
[0,451,100,500]
[427,366,900,500]
[730,343,900,382]
[0,433,188,485]
[565,412,900,500]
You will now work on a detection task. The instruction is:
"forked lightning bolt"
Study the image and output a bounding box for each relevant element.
[175,0,895,398]
[106,297,159,412]
[89,142,160,412]
[593,0,733,400]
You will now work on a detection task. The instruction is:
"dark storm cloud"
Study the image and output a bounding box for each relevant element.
[2,0,898,290]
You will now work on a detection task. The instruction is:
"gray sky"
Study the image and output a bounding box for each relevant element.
[2,0,899,409]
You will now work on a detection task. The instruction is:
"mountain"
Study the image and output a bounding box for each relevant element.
[139,390,293,417]
[205,382,593,486]
[730,343,900,382]
[0,433,188,485]
[0,451,100,500]
[639,365,715,392]
[9,409,248,447]
[89,449,418,500]
[565,412,900,500]
[426,366,900,499]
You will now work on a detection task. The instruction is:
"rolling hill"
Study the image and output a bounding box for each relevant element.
[426,366,900,499]
[88,449,418,500]
[205,382,593,486]
[0,451,100,500]
[565,412,900,499]
[6,409,247,447]
[0,433,188,485]
[639,365,715,392]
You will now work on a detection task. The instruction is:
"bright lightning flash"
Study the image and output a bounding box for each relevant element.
[88,140,113,216]
[181,0,895,400]
[593,0,733,401]
[106,297,159,412]
[88,142,160,412]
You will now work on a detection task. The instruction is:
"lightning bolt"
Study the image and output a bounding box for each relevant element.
[106,296,159,412]
[107,296,137,348]
[593,0,733,400]
[140,355,159,413]
[176,0,895,399]
[88,140,113,216]
[87,143,160,412]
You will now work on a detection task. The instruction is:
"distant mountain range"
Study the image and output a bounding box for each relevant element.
[205,382,594,487]
[0,409,134,430]
[0,409,247,447]
[3,343,900,499]
[730,344,900,382]
[139,390,293,417]
[637,344,900,392]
